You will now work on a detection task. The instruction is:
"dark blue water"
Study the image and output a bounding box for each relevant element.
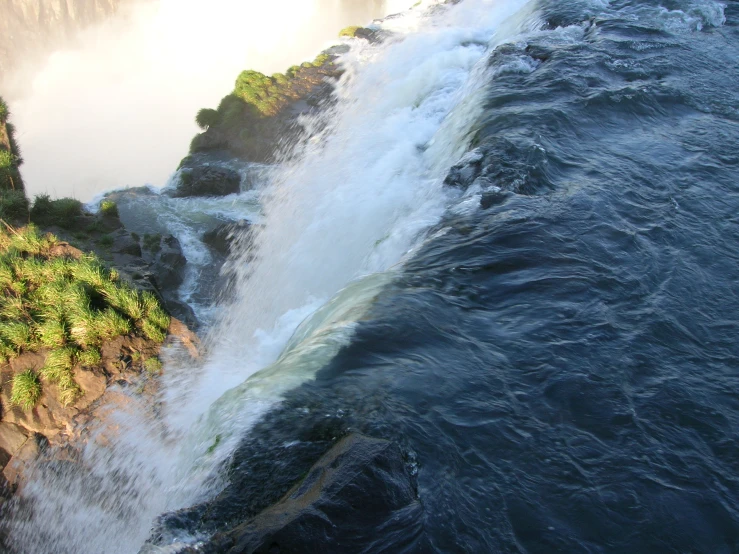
[159,1,739,552]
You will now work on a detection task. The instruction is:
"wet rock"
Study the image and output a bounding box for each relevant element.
[204,434,424,554]
[172,165,241,198]
[0,422,30,458]
[202,221,252,257]
[443,148,485,188]
[142,234,187,291]
[110,229,142,257]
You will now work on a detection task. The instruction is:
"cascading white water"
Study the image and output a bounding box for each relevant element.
[3,1,540,552]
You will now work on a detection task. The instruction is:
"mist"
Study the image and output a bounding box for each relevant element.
[6,0,416,201]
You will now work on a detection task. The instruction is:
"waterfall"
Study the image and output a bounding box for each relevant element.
[3,0,539,551]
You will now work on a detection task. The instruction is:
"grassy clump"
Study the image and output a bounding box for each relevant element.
[10,369,42,411]
[99,200,118,218]
[0,225,171,407]
[0,98,8,123]
[31,195,83,229]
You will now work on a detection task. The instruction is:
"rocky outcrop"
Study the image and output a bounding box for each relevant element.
[187,55,344,165]
[0,0,145,78]
[171,165,241,198]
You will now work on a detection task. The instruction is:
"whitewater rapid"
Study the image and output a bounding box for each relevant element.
[4,0,541,551]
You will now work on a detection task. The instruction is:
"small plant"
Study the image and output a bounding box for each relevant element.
[0,97,8,123]
[99,234,114,248]
[10,369,42,411]
[100,200,119,218]
[143,356,163,375]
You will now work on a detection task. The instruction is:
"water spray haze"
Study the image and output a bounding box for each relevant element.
[8,0,415,201]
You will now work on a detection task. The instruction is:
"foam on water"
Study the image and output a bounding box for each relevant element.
[3,1,542,551]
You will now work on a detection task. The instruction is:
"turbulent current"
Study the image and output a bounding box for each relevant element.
[4,0,739,552]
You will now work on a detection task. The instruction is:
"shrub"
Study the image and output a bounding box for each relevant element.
[195,108,220,130]
[0,97,8,123]
[100,200,118,217]
[99,234,114,247]
[31,195,83,229]
[0,190,29,221]
[10,369,42,411]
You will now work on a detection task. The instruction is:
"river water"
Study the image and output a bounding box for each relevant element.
[4,0,739,552]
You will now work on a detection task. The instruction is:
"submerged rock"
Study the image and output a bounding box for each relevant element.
[198,434,424,554]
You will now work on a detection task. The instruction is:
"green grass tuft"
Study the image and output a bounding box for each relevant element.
[144,356,163,375]
[141,319,167,343]
[40,347,76,383]
[76,348,101,367]
[11,369,42,411]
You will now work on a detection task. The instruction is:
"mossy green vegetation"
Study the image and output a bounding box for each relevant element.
[0,225,171,410]
[339,25,361,38]
[187,50,340,159]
